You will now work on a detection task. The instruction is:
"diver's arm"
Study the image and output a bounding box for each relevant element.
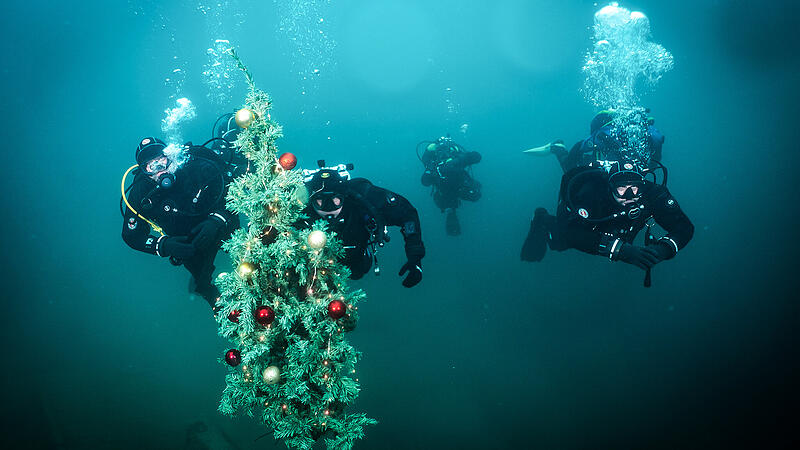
[559,218,634,262]
[457,151,481,166]
[442,151,481,171]
[556,210,606,256]
[207,186,236,230]
[372,186,425,287]
[421,149,436,167]
[650,186,694,259]
[197,160,238,235]
[420,147,438,186]
[554,168,611,256]
[367,185,425,261]
[206,207,237,234]
[121,209,161,255]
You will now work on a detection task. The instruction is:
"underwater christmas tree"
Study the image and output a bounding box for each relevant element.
[214,49,376,449]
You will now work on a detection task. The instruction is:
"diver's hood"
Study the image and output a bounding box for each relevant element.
[306,169,346,198]
[136,137,167,167]
[607,161,644,184]
[609,162,644,202]
[590,110,615,134]
[215,113,240,142]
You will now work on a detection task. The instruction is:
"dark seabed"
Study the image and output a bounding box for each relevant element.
[1,1,798,449]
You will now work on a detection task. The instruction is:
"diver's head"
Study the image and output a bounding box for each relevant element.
[608,161,645,206]
[306,169,346,219]
[215,112,240,143]
[590,110,616,134]
[136,137,175,188]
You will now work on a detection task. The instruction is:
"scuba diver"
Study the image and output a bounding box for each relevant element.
[417,136,482,236]
[520,159,693,284]
[121,137,240,308]
[297,162,426,288]
[524,109,665,173]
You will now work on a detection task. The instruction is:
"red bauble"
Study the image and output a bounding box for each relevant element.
[327,300,347,319]
[255,305,275,326]
[278,152,297,170]
[228,310,241,323]
[225,349,242,367]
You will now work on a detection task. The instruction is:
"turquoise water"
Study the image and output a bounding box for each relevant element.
[1,1,797,448]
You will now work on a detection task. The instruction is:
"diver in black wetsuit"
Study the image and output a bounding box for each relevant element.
[121,137,240,308]
[297,163,425,287]
[524,110,665,173]
[521,160,693,277]
[418,136,482,235]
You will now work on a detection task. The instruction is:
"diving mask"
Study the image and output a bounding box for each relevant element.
[612,183,641,200]
[144,156,169,175]
[312,193,343,219]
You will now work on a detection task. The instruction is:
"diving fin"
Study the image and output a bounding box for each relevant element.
[520,208,552,262]
[523,140,566,156]
[445,208,461,236]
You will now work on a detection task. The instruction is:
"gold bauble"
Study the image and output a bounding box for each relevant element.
[235,108,256,128]
[237,261,256,280]
[307,230,327,249]
[262,365,281,384]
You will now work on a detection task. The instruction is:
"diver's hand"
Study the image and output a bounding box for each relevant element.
[440,159,456,170]
[438,159,462,176]
[399,259,423,288]
[650,241,676,261]
[191,218,225,250]
[421,170,437,187]
[159,236,196,259]
[617,243,661,270]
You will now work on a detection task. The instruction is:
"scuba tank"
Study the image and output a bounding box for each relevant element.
[578,109,665,166]
[415,135,467,167]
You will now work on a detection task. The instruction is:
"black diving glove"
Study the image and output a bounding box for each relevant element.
[650,241,676,261]
[421,170,437,187]
[191,217,225,250]
[399,259,423,288]
[617,243,662,270]
[159,236,196,259]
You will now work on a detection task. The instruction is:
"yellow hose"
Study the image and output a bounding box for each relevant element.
[121,164,165,236]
